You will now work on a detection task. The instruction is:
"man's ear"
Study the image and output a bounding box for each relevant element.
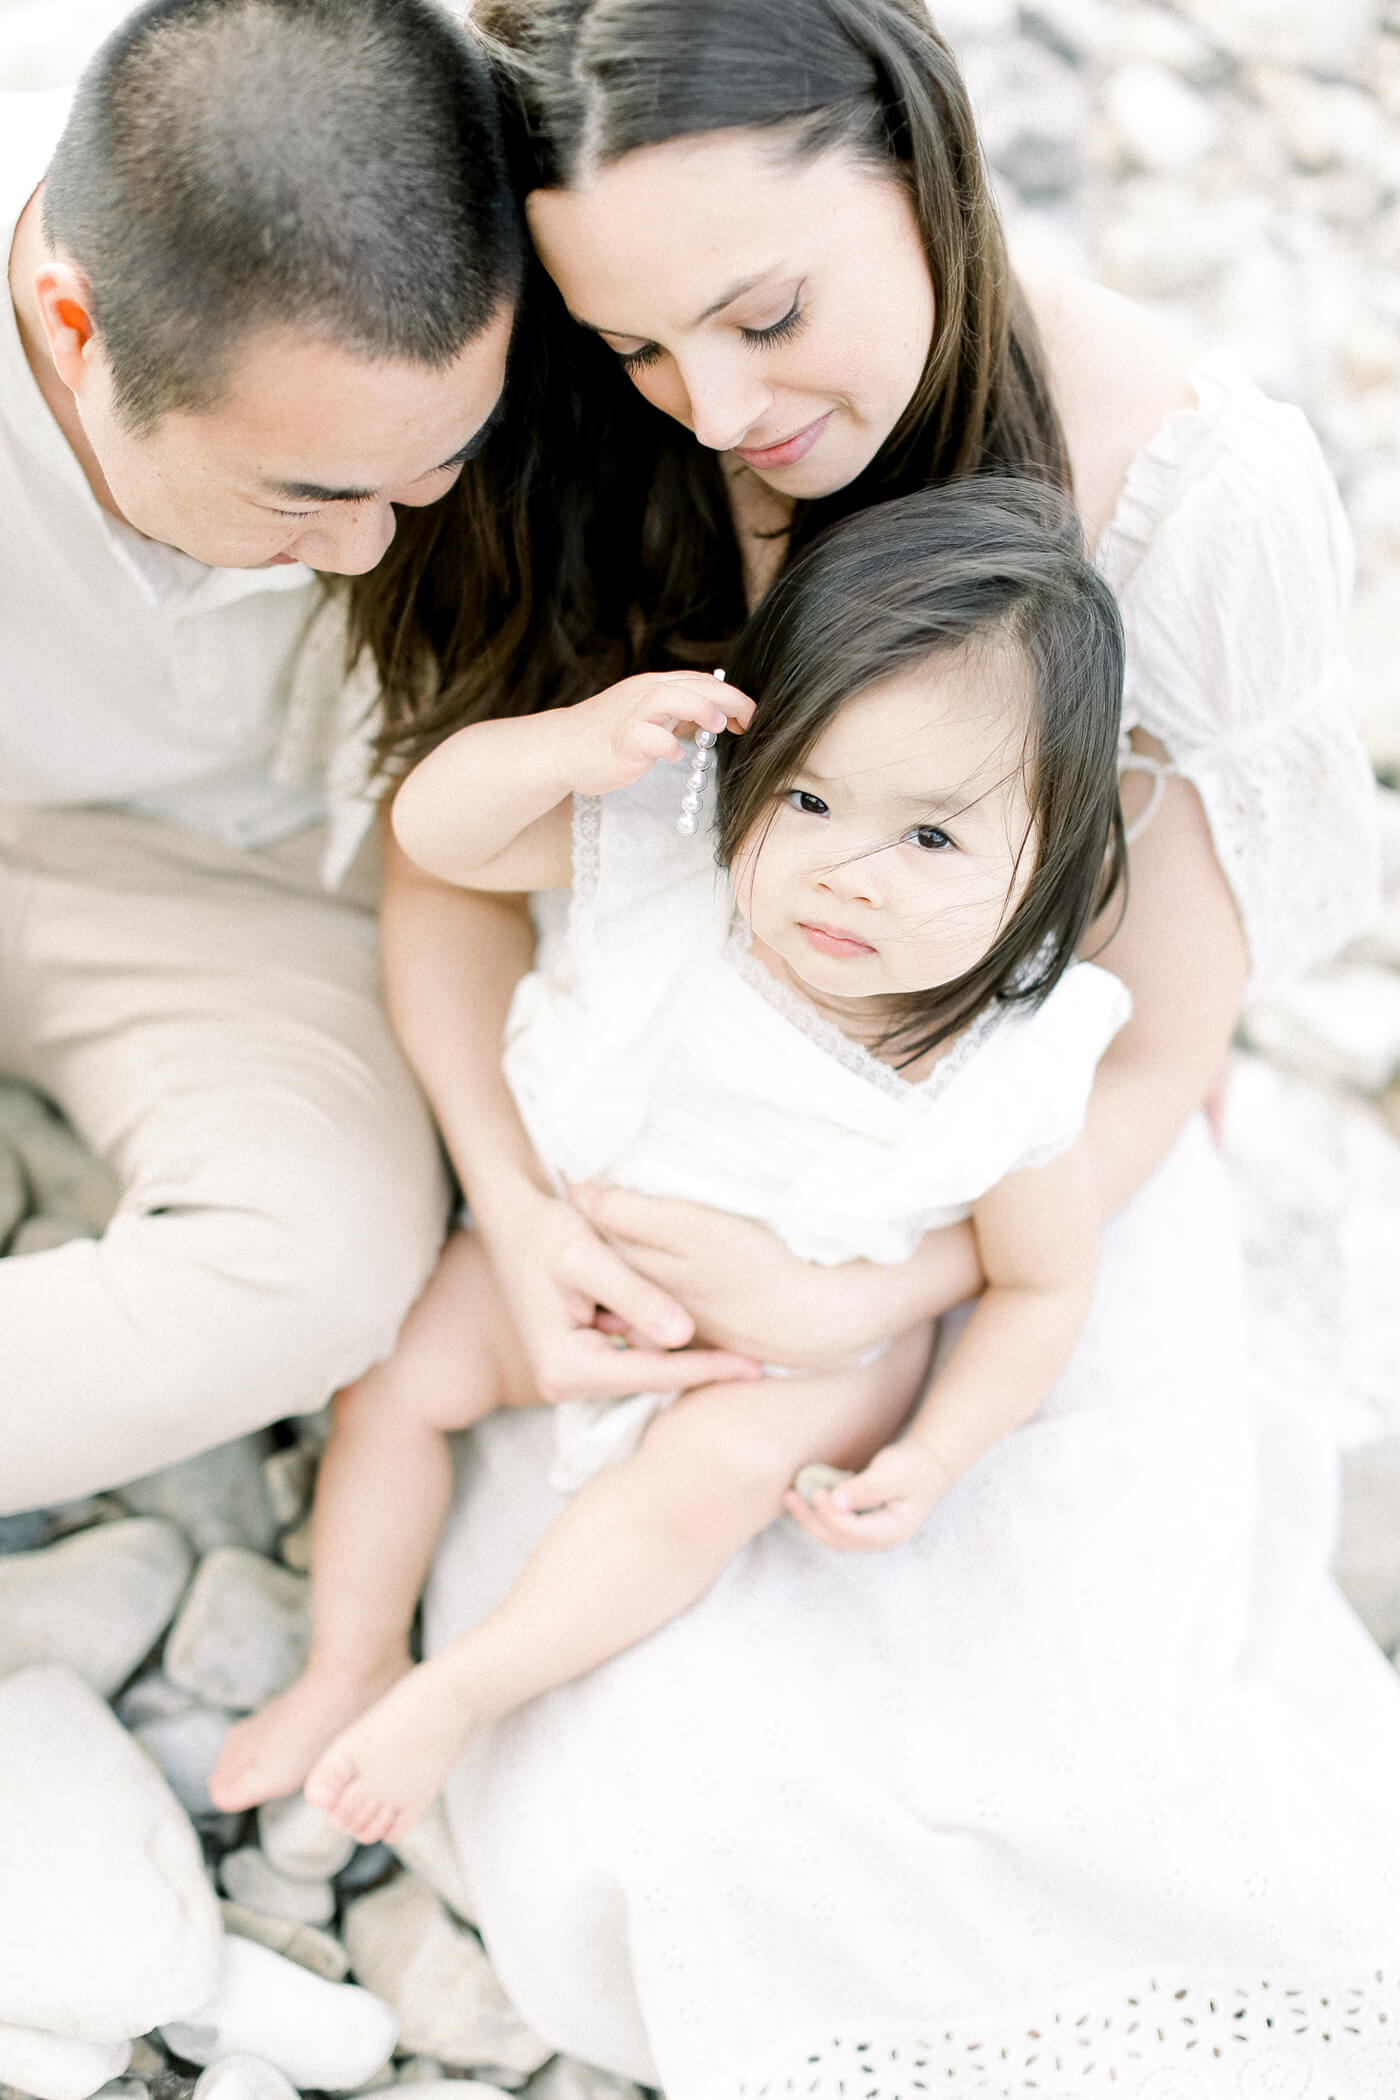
[31,258,100,396]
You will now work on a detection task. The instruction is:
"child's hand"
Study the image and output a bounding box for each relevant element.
[782,1440,956,1552]
[567,672,755,797]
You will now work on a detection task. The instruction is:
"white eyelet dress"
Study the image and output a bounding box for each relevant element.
[424,357,1400,2100]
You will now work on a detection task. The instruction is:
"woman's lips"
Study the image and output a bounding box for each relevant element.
[800,921,876,959]
[736,412,832,472]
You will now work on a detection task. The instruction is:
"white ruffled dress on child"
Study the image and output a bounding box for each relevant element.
[503,766,1130,1490]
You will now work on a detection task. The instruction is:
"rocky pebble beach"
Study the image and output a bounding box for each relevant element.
[2,3,1400,2099]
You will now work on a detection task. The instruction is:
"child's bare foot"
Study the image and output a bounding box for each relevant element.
[207,1655,411,1813]
[303,1655,481,1846]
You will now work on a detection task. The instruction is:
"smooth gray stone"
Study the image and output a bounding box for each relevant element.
[1337,1438,1400,1653]
[219,1900,351,1984]
[527,2065,646,2100]
[0,1665,222,2043]
[260,1448,316,1533]
[220,1848,335,1928]
[0,1519,193,1697]
[343,1877,550,2077]
[133,1708,235,1819]
[0,2026,129,2100]
[0,1083,120,1236]
[8,1214,95,1256]
[122,1437,280,1558]
[257,1793,356,1883]
[95,2080,150,2100]
[117,1671,200,1731]
[335,1843,396,1895]
[164,1550,309,1713]
[160,1937,396,2093]
[0,1141,25,1250]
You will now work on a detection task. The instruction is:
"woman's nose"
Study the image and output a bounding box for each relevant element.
[295,501,398,577]
[676,349,773,454]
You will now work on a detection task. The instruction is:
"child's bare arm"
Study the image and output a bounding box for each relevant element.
[391,671,752,895]
[786,1138,1099,1550]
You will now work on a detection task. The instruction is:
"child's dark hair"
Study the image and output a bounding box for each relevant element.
[717,479,1127,1070]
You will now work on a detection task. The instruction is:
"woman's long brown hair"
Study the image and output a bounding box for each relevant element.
[354,0,1071,777]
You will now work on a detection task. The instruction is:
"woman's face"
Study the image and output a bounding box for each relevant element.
[526,129,936,500]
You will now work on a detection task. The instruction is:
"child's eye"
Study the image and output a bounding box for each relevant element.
[784,790,829,817]
[906,824,953,852]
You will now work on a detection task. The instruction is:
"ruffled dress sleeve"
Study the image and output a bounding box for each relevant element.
[1096,352,1379,991]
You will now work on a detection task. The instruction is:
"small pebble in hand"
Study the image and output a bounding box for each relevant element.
[792,1463,854,1506]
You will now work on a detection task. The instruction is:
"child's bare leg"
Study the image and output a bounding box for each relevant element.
[304,1323,933,1842]
[208,1231,529,1810]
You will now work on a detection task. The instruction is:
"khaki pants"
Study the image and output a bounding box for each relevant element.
[0,806,450,1513]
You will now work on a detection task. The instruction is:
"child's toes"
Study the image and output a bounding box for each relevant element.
[304,1745,356,1815]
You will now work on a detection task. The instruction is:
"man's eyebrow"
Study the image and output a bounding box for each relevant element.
[578,271,771,338]
[261,393,506,505]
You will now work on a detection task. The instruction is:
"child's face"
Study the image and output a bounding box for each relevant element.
[731,643,1038,1007]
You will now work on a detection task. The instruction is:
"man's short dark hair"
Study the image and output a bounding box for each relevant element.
[42,0,523,430]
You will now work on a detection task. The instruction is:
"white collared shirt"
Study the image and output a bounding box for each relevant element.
[1,88,331,850]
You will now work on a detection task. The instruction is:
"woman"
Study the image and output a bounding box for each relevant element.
[357,3,1400,2092]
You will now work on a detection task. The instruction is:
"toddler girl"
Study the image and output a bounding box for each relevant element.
[211,479,1131,1841]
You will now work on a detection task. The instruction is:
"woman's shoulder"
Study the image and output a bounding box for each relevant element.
[1018,268,1201,551]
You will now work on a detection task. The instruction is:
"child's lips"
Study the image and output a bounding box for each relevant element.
[799,921,876,958]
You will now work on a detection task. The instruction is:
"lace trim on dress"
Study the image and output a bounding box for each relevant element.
[723,919,1006,1103]
[711,1966,1400,2098]
[571,792,604,905]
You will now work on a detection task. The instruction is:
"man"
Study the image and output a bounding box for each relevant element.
[1,0,520,1510]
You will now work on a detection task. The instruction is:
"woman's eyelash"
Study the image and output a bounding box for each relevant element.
[616,297,806,374]
[740,298,805,349]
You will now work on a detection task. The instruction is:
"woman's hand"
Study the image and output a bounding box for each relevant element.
[569,1182,983,1371]
[478,1178,762,1406]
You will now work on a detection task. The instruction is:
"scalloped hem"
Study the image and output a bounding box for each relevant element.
[702,1964,1400,2098]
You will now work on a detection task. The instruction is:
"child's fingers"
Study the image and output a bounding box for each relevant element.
[783,1486,916,1553]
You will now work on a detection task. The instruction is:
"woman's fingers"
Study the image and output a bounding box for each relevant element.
[556,1226,695,1348]
[568,1179,695,1255]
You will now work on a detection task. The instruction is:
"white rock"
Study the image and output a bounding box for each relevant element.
[191,2054,299,2100]
[384,2086,513,2100]
[126,2042,165,2081]
[528,2062,648,2100]
[219,1901,350,1984]
[221,1848,335,1927]
[0,1084,119,1236]
[258,1793,356,1882]
[121,1437,279,1557]
[393,2060,447,2084]
[164,1550,309,1712]
[389,1798,477,1924]
[0,1519,192,1697]
[160,1937,395,2093]
[0,2025,129,2100]
[1096,178,1267,297]
[0,1143,25,1249]
[0,1666,222,2042]
[1100,62,1219,175]
[343,1877,550,2077]
[925,0,1018,43]
[1242,965,1400,1094]
[116,1671,199,1731]
[1179,0,1379,71]
[133,1707,235,1819]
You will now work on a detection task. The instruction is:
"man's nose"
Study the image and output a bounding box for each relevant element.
[295,501,398,577]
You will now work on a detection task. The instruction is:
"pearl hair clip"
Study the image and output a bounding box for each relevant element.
[677,668,726,837]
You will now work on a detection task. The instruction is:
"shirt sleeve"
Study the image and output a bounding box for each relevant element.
[1098,354,1380,992]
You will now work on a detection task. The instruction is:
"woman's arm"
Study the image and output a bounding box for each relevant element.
[785,1138,1100,1550]
[379,817,761,1402]
[571,757,1245,1358]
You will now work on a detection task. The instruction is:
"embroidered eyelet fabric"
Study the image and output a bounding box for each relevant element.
[1097,353,1380,992]
[423,366,1400,2100]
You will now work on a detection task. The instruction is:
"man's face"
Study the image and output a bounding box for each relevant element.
[75,304,513,572]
